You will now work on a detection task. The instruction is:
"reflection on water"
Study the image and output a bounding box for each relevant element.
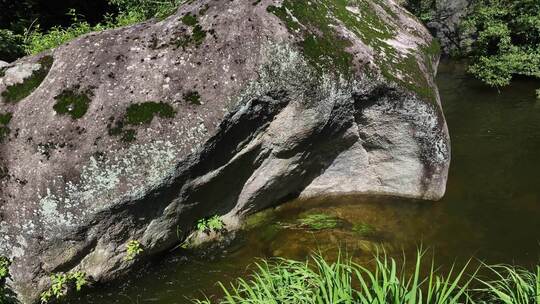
[79,60,540,303]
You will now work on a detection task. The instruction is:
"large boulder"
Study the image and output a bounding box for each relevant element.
[0,0,450,302]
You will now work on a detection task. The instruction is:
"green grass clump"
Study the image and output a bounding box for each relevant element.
[1,56,53,104]
[194,250,474,304]
[475,264,540,304]
[53,88,92,119]
[25,1,185,55]
[297,213,341,230]
[125,101,175,125]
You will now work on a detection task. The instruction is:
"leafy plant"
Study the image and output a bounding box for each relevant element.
[197,215,225,234]
[125,240,144,261]
[40,271,87,303]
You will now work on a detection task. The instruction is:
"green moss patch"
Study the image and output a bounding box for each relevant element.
[2,56,53,103]
[175,13,207,49]
[125,101,175,125]
[183,90,201,105]
[53,88,92,119]
[108,101,175,142]
[181,13,198,26]
[0,112,12,142]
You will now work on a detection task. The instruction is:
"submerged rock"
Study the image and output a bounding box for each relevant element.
[0,0,449,302]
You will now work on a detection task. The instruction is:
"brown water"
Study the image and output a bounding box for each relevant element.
[79,60,540,304]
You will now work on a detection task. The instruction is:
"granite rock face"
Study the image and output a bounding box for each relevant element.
[0,0,450,302]
[425,0,472,55]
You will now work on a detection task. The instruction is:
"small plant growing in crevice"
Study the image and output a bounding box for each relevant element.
[1,56,53,103]
[197,215,225,234]
[40,271,87,303]
[125,240,144,261]
[53,87,92,119]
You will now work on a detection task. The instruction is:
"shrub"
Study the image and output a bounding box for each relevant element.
[0,29,25,62]
[462,0,540,87]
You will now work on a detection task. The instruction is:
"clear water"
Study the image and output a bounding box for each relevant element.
[79,60,540,304]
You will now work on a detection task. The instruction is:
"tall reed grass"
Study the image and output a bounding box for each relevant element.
[194,251,540,304]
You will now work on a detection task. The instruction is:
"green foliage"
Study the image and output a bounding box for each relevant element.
[40,271,87,303]
[463,0,540,87]
[404,0,436,23]
[53,88,92,119]
[194,250,474,304]
[110,0,183,21]
[0,256,13,303]
[297,213,341,230]
[125,101,175,125]
[197,215,225,234]
[125,240,144,261]
[0,29,25,62]
[24,1,185,55]
[1,55,53,103]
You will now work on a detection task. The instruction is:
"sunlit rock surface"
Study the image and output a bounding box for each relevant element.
[0,0,449,302]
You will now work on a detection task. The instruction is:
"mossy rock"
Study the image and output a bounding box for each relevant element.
[1,56,53,104]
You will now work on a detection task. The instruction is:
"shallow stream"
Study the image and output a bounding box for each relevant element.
[79,60,540,304]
